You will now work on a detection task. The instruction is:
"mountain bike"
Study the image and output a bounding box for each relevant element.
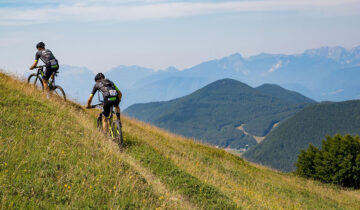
[27,65,66,101]
[88,102,124,148]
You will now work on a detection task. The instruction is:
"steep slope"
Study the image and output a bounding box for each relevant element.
[256,84,316,104]
[1,72,360,209]
[125,79,310,149]
[0,73,167,209]
[244,100,360,172]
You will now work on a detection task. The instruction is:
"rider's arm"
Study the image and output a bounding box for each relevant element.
[114,84,122,101]
[29,60,38,70]
[87,94,94,108]
[30,52,40,70]
[87,84,98,108]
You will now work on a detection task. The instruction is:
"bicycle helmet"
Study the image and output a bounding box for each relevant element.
[36,42,45,49]
[95,73,105,81]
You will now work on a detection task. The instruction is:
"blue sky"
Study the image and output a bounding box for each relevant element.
[1,0,360,74]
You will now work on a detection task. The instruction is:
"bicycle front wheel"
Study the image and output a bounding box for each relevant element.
[27,74,44,90]
[112,120,123,148]
[52,85,66,101]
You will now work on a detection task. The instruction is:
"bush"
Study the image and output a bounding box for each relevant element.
[296,134,360,188]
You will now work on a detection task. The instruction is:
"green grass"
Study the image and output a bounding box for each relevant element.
[125,135,237,209]
[0,73,163,209]
[1,71,360,209]
[121,115,360,209]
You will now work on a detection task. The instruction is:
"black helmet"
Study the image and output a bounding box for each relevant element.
[36,42,45,49]
[95,73,105,81]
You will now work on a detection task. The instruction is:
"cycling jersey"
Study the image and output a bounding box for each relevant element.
[91,79,120,100]
[35,49,59,69]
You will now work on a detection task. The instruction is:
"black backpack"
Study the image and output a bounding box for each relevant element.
[99,79,118,98]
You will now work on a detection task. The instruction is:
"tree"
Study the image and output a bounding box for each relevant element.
[296,134,360,188]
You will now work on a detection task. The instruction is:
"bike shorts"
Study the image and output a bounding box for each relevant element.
[43,66,59,80]
[103,97,120,118]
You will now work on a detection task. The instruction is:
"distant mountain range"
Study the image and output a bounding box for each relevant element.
[124,78,315,149]
[243,100,360,172]
[47,45,360,108]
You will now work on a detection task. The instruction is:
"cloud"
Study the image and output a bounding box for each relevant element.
[0,0,359,26]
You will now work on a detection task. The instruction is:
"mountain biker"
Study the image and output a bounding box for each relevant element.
[29,42,59,94]
[87,73,122,133]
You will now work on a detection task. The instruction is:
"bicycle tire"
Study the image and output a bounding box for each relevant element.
[52,85,66,101]
[112,120,123,148]
[27,73,44,90]
[97,115,102,130]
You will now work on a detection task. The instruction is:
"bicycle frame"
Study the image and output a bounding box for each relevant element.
[94,94,118,138]
[34,65,57,87]
[89,93,123,148]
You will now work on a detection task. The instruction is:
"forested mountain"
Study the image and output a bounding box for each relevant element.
[125,79,313,149]
[256,84,316,105]
[243,100,360,172]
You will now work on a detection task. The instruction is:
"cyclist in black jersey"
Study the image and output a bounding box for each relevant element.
[29,42,59,93]
[87,73,122,133]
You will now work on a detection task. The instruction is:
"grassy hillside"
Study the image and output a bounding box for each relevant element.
[125,79,309,149]
[256,84,316,104]
[244,100,360,172]
[1,72,360,209]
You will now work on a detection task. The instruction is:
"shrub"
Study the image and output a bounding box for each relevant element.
[296,134,360,188]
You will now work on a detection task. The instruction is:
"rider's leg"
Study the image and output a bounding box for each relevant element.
[102,101,111,134]
[49,73,55,86]
[42,79,50,94]
[115,106,120,121]
[42,80,50,99]
[102,116,109,134]
[43,67,52,95]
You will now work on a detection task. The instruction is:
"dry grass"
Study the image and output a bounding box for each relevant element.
[2,70,360,209]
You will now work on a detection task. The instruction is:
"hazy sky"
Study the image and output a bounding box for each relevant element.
[1,0,360,74]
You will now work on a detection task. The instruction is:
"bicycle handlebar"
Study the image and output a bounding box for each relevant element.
[35,65,47,69]
[87,103,103,109]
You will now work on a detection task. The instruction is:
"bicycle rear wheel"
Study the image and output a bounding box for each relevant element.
[112,120,123,148]
[52,85,66,101]
[97,115,102,130]
[27,74,44,90]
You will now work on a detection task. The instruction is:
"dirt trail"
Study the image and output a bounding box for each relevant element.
[79,109,197,209]
[117,152,198,210]
[236,123,279,143]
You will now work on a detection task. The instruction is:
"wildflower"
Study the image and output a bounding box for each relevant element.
[159,196,164,200]
[64,184,67,188]
[113,186,116,190]
[68,186,71,190]
[4,162,7,166]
